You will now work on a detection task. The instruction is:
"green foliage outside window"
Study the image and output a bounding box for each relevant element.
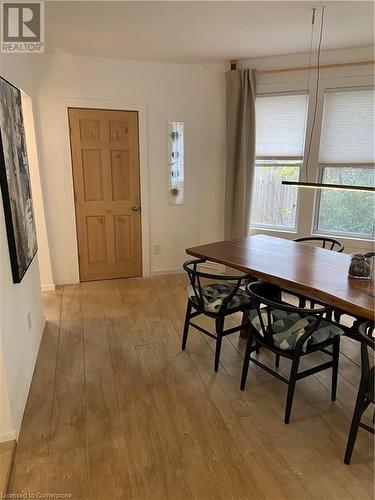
[317,167,375,236]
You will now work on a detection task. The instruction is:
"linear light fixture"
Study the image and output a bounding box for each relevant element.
[281,7,374,194]
[282,180,375,192]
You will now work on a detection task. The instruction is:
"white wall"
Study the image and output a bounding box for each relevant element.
[29,54,226,284]
[0,214,45,440]
[0,55,46,441]
[0,343,12,440]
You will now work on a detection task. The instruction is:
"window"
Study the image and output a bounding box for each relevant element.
[315,88,375,238]
[251,93,308,230]
[316,167,374,237]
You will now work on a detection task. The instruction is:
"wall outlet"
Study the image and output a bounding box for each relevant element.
[153,244,161,255]
[27,311,32,331]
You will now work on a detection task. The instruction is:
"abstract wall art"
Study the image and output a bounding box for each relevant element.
[0,76,37,283]
[168,121,184,205]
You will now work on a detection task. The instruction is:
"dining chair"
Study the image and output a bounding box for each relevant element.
[344,322,374,464]
[182,258,253,372]
[293,236,344,252]
[293,236,344,313]
[241,280,345,424]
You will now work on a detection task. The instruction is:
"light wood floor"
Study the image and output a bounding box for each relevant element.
[8,275,374,499]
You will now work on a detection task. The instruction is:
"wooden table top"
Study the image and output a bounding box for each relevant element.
[186,235,374,320]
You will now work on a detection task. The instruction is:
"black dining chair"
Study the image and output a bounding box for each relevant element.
[182,258,254,372]
[293,236,344,313]
[344,322,374,464]
[293,236,344,252]
[241,280,345,424]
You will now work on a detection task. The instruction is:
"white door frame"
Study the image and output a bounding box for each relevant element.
[59,97,150,282]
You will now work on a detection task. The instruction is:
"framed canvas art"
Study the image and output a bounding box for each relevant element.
[0,76,37,283]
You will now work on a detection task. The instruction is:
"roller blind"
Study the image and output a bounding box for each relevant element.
[255,93,308,158]
[319,87,375,163]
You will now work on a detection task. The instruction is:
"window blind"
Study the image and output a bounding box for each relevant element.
[255,93,308,158]
[319,87,375,164]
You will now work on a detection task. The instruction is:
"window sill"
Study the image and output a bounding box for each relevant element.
[250,226,297,235]
[312,231,374,244]
[249,227,374,249]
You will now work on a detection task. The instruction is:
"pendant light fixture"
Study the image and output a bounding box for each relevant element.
[282,181,374,192]
[282,6,375,193]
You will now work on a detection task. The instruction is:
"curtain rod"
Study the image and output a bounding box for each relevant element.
[256,59,374,75]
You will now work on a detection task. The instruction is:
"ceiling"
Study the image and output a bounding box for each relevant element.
[45,1,375,63]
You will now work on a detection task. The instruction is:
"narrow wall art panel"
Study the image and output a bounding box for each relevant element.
[0,76,37,283]
[168,122,184,204]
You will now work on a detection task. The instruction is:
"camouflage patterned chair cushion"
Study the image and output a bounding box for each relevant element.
[250,308,344,352]
[186,283,252,313]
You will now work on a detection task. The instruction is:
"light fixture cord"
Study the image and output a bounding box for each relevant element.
[304,5,325,183]
[302,8,316,182]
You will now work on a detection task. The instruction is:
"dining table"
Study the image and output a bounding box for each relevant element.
[186,234,374,335]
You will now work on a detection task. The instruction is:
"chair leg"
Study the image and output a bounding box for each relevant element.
[214,335,223,372]
[214,316,224,372]
[331,336,340,401]
[239,312,249,339]
[275,353,280,368]
[344,390,367,464]
[181,301,192,351]
[284,356,300,424]
[240,330,253,390]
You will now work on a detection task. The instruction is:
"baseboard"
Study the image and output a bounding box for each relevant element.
[41,283,56,292]
[150,262,223,276]
[150,269,185,276]
[54,278,79,286]
[199,262,220,271]
[190,261,227,274]
[13,316,46,439]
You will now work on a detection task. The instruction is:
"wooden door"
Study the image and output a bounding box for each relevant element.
[68,108,142,282]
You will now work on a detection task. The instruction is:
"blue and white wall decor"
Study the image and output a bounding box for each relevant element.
[168,122,184,205]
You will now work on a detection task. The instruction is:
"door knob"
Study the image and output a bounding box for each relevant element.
[131,204,141,212]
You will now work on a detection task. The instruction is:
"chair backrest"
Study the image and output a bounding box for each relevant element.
[246,280,331,350]
[294,236,344,252]
[358,322,375,400]
[183,259,249,312]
